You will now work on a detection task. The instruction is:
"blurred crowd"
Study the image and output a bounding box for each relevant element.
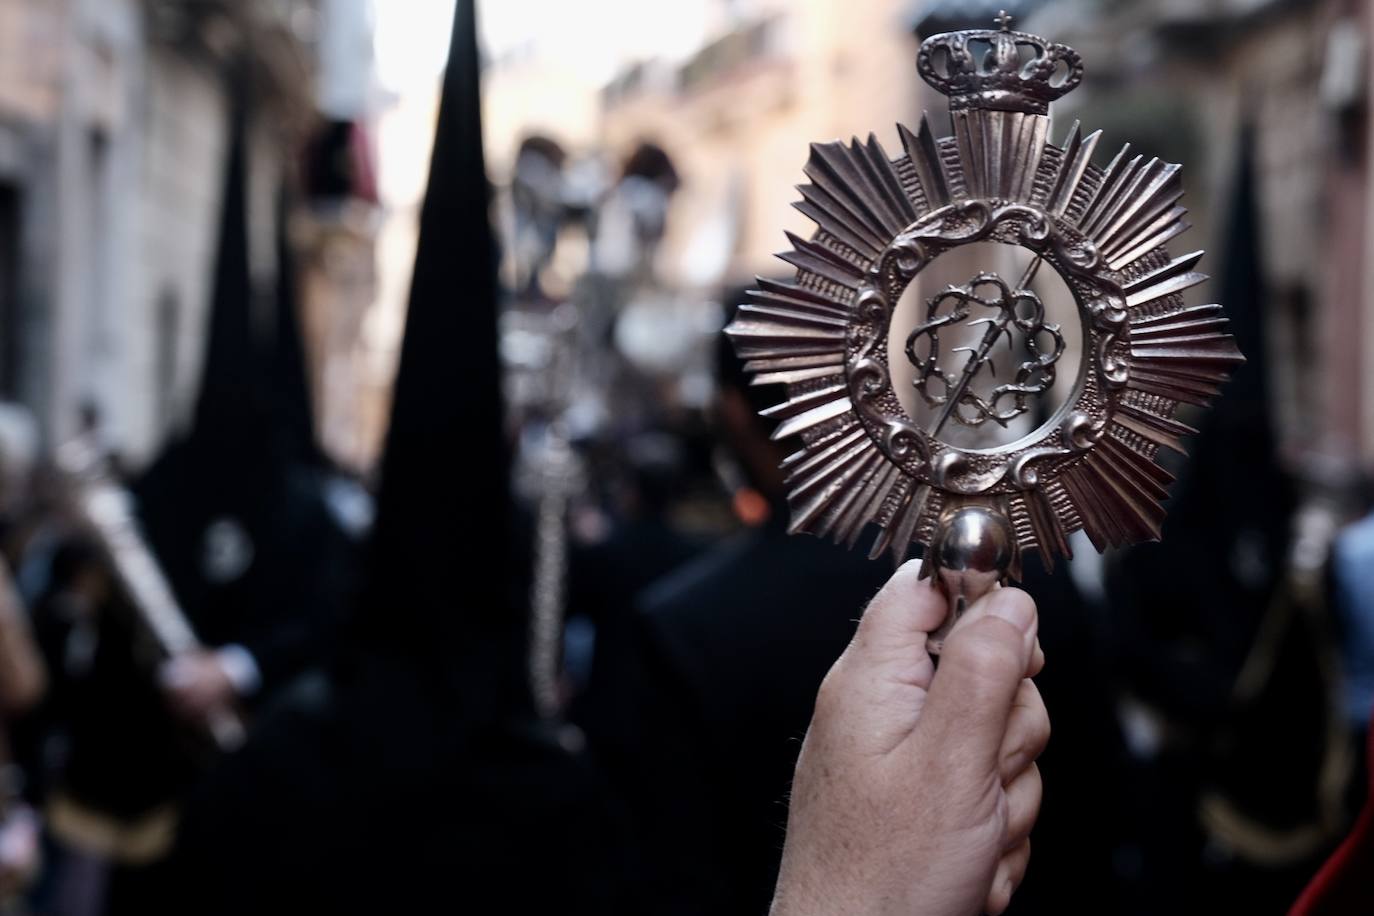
[0,0,1369,914]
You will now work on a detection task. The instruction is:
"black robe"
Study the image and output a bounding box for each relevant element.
[580,515,1129,915]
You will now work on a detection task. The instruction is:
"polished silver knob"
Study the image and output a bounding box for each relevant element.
[926,504,1015,654]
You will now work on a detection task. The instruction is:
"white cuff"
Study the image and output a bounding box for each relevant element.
[215,644,262,697]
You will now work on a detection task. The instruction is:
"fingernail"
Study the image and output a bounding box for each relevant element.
[988,591,1034,634]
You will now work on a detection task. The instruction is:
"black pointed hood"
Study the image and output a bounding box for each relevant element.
[187,61,269,459]
[126,63,367,703]
[133,60,282,612]
[269,187,322,467]
[1165,124,1293,562]
[357,0,517,690]
[1108,124,1296,725]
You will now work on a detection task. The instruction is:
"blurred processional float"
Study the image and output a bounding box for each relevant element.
[727,12,1244,648]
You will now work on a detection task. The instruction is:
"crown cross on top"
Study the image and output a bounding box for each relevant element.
[917,13,1084,115]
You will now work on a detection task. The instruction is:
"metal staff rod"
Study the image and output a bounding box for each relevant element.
[55,441,246,750]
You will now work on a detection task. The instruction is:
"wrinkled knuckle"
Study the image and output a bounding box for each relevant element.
[986,884,1011,916]
[812,665,846,722]
[1025,763,1044,803]
[951,623,1023,679]
[1033,705,1052,754]
[1002,733,1033,775]
[996,587,1036,620]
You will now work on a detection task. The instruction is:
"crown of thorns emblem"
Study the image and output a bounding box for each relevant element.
[905,271,1066,435]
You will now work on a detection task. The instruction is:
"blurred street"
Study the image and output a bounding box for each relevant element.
[0,0,1371,913]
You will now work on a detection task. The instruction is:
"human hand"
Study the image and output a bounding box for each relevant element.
[159,650,238,723]
[771,561,1048,916]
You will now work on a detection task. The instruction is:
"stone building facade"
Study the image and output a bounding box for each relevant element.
[0,0,322,467]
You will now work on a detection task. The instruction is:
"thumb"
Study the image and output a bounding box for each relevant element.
[913,588,1037,770]
[810,561,948,755]
[842,560,948,687]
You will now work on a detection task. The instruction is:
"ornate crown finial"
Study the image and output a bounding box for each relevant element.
[917,16,1083,115]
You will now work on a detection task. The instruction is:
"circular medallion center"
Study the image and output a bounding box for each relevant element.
[886,241,1082,452]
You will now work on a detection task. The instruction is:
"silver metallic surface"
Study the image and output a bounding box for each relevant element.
[917,11,1083,115]
[528,423,576,719]
[925,505,1015,653]
[526,303,584,719]
[907,270,1066,434]
[725,12,1243,634]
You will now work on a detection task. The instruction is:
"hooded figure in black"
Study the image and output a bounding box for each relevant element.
[1105,127,1327,914]
[167,5,629,912]
[25,58,360,916]
[130,61,355,726]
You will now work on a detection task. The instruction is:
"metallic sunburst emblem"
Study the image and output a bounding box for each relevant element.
[726,14,1244,583]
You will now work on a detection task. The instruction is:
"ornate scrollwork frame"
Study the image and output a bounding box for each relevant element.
[845,200,1126,497]
[725,22,1243,574]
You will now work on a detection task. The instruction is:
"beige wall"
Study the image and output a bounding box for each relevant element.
[0,0,319,466]
[599,0,924,286]
[125,46,230,457]
[481,0,926,290]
